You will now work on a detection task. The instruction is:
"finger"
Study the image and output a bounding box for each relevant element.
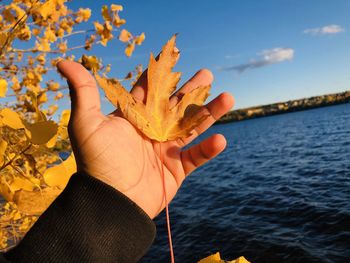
[177,92,234,147]
[130,48,180,102]
[57,60,102,118]
[169,68,213,108]
[130,69,148,101]
[181,134,227,176]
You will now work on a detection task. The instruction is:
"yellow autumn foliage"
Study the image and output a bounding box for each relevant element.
[0,0,144,251]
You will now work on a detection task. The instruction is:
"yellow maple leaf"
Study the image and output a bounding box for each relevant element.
[96,35,210,142]
[0,78,8,97]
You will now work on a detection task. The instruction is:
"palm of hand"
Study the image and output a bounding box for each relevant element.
[71,111,182,218]
[58,60,234,219]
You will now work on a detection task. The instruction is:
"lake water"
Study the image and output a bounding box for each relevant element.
[141,104,350,263]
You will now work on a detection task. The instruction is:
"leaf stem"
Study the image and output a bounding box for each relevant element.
[159,142,175,263]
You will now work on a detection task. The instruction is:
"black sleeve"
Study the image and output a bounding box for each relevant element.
[2,172,156,263]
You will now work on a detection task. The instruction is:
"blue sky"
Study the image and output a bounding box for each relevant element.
[67,0,350,110]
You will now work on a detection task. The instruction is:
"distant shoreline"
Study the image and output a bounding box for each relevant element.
[216,91,350,124]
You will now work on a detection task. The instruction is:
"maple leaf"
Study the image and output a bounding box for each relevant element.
[96,35,210,142]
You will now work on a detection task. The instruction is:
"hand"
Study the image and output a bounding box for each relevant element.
[57,60,234,219]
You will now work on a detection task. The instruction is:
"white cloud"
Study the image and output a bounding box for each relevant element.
[221,48,294,73]
[303,24,345,35]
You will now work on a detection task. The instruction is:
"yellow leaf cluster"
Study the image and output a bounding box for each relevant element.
[75,8,91,23]
[119,30,145,57]
[101,4,126,27]
[94,21,113,46]
[0,0,145,251]
[96,36,210,142]
[81,55,101,72]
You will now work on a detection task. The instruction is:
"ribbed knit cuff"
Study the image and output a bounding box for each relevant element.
[4,172,156,263]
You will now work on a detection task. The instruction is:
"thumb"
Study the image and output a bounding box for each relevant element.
[57,60,101,118]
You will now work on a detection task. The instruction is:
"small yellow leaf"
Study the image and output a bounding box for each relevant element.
[101,5,111,21]
[75,8,91,23]
[0,108,25,129]
[44,153,76,188]
[25,120,58,145]
[198,252,250,263]
[32,28,41,36]
[38,92,48,104]
[46,133,58,148]
[135,33,145,45]
[81,55,101,72]
[57,41,68,53]
[44,28,57,43]
[0,181,14,202]
[37,0,56,20]
[0,227,7,249]
[55,92,64,100]
[35,37,51,52]
[111,4,123,11]
[0,32,7,47]
[0,140,7,166]
[0,78,7,97]
[125,42,135,57]
[47,105,59,116]
[198,252,222,263]
[47,81,59,91]
[13,187,62,215]
[59,109,70,126]
[119,29,132,42]
[10,176,39,192]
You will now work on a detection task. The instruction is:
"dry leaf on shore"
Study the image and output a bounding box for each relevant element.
[96,35,210,142]
[198,252,250,263]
